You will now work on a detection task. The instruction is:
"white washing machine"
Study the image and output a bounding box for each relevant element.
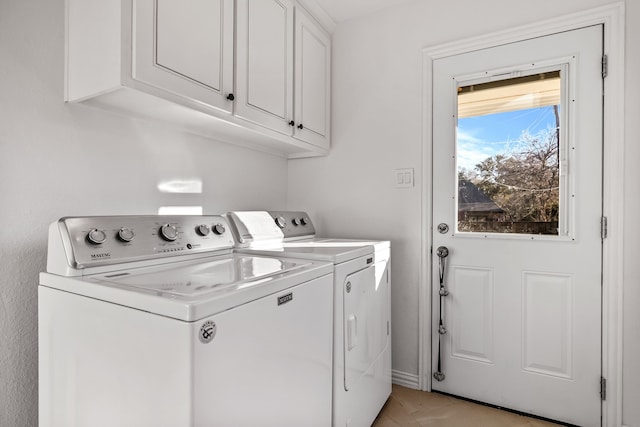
[39,215,334,427]
[227,211,392,427]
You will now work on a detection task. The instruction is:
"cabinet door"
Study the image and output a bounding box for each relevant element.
[235,0,295,134]
[133,0,234,113]
[294,8,331,149]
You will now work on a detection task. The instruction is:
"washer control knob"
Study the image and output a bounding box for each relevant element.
[212,223,226,235]
[300,217,309,226]
[292,218,301,226]
[275,217,286,229]
[117,227,135,242]
[160,224,178,241]
[87,228,107,245]
[196,224,210,236]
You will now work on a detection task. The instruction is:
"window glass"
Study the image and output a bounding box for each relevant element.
[457,71,563,235]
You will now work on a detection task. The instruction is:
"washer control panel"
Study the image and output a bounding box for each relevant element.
[55,215,234,269]
[268,211,316,239]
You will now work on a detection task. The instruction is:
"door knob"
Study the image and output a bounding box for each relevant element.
[436,246,449,258]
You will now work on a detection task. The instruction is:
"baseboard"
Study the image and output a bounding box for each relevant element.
[392,370,420,390]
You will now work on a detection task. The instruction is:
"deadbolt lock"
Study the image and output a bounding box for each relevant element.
[437,223,449,234]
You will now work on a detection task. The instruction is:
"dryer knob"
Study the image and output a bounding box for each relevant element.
[212,223,226,235]
[292,218,301,226]
[300,217,309,226]
[160,224,179,241]
[196,224,210,236]
[87,228,107,245]
[275,216,286,229]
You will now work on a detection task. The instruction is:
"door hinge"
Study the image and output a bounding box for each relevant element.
[601,216,608,240]
[600,376,607,401]
[387,320,390,336]
[602,54,608,79]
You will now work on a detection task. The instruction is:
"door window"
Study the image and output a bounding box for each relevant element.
[456,69,567,236]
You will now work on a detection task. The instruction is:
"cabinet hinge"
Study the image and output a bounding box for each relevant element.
[602,54,608,79]
[600,376,607,401]
[601,216,608,240]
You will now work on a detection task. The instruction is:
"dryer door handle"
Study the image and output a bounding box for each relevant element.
[347,314,357,351]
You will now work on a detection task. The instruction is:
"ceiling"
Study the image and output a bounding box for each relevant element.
[313,0,416,23]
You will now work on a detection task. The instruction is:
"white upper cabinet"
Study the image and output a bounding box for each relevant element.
[65,0,331,158]
[133,0,234,112]
[294,7,331,149]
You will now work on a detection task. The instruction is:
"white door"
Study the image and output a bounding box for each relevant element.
[294,7,331,149]
[235,0,295,134]
[431,25,603,426]
[133,0,234,112]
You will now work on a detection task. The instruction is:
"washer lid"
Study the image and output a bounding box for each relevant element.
[39,254,332,321]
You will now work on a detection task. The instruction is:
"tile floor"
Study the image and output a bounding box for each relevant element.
[372,385,563,427]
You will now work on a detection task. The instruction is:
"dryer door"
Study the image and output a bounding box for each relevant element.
[343,264,386,390]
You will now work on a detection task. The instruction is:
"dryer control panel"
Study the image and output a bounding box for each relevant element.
[268,211,316,239]
[48,215,235,273]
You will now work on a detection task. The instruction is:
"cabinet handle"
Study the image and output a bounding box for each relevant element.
[226,93,235,101]
[297,124,304,130]
[288,120,295,126]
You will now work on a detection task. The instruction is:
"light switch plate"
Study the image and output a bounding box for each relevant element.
[395,168,414,188]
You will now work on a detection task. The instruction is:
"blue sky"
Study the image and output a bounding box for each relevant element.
[457,106,558,171]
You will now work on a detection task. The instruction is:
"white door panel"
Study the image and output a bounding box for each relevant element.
[155,0,222,90]
[432,25,603,427]
[450,266,494,364]
[235,0,294,134]
[294,7,331,148]
[133,0,234,112]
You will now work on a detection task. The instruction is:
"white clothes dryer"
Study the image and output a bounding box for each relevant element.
[227,211,392,427]
[39,215,334,427]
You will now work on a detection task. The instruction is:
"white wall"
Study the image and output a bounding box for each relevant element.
[288,0,640,425]
[0,1,288,425]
